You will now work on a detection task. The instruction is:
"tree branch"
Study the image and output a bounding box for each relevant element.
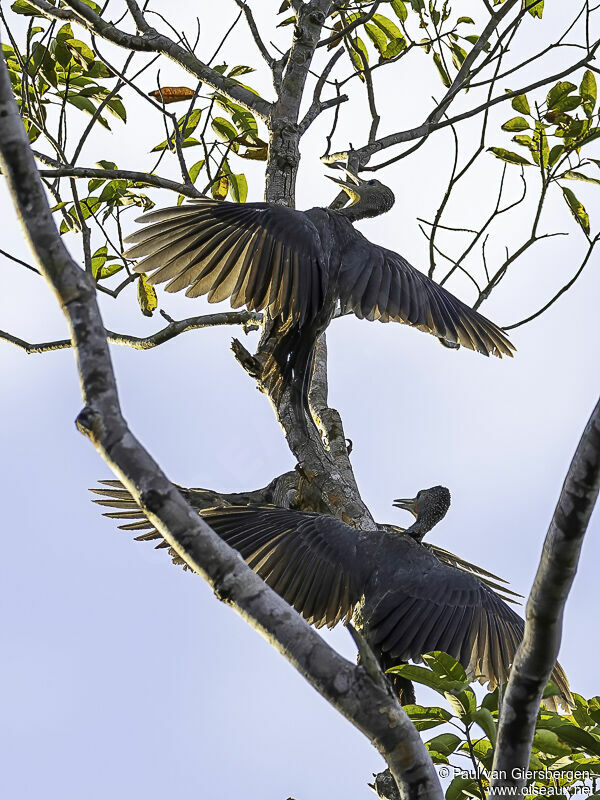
[299,47,348,133]
[26,0,273,119]
[323,29,600,170]
[233,0,276,69]
[502,235,600,331]
[33,160,203,199]
[0,44,442,800]
[317,0,383,48]
[490,396,600,797]
[0,311,261,354]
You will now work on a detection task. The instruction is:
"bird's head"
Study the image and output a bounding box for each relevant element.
[393,486,451,541]
[327,168,395,220]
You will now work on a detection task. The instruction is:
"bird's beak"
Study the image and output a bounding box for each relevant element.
[326,167,365,202]
[393,497,419,518]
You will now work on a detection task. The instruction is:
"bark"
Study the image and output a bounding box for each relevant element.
[490,397,600,797]
[265,0,335,206]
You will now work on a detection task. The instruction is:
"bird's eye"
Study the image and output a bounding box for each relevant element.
[367,180,376,186]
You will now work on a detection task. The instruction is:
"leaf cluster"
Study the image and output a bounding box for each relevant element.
[391,652,600,800]
[490,72,600,236]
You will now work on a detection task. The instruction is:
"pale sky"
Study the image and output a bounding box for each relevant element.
[1,2,599,799]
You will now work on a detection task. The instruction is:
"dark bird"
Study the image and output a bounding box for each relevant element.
[91,482,570,708]
[123,171,515,422]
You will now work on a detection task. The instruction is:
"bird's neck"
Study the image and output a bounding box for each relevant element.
[337,203,373,223]
[404,519,430,542]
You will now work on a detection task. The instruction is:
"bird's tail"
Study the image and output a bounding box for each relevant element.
[261,323,316,428]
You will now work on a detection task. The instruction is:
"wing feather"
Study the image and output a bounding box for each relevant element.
[336,231,515,357]
[124,200,325,325]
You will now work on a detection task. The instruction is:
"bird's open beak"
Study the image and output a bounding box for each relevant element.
[393,497,419,518]
[325,167,365,202]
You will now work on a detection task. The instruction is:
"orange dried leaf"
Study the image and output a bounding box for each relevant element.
[148,86,195,104]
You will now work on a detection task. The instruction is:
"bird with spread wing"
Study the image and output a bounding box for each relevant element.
[91,482,569,709]
[124,171,515,425]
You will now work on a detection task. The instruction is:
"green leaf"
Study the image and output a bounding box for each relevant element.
[525,0,544,18]
[365,23,387,55]
[87,178,106,192]
[85,61,112,78]
[151,110,203,152]
[349,36,369,75]
[239,146,268,161]
[533,729,572,757]
[97,262,123,280]
[66,94,109,128]
[10,0,46,16]
[426,733,462,757]
[137,273,158,317]
[107,97,126,122]
[555,95,582,113]
[372,13,403,40]
[502,116,529,132]
[511,93,531,115]
[533,122,550,167]
[433,52,451,87]
[472,708,497,746]
[562,170,600,186]
[444,689,476,722]
[459,738,494,771]
[54,41,73,69]
[212,174,229,200]
[572,128,600,149]
[581,70,597,118]
[228,172,248,203]
[488,147,532,166]
[547,81,578,110]
[391,0,408,22]
[449,43,467,70]
[97,179,126,202]
[552,724,600,755]
[65,38,95,67]
[548,144,565,167]
[481,689,499,713]
[464,34,490,52]
[513,134,534,151]
[228,65,255,77]
[56,23,73,43]
[403,704,453,731]
[422,652,467,682]
[211,116,239,142]
[383,36,406,59]
[91,245,108,279]
[188,159,205,183]
[457,16,475,24]
[446,776,482,800]
[180,108,202,138]
[561,186,590,233]
[386,664,468,694]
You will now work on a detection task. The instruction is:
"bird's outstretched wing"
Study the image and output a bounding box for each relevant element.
[123,199,325,326]
[91,485,569,707]
[336,234,515,357]
[425,544,523,605]
[91,483,366,628]
[367,552,570,707]
[201,506,369,628]
[384,526,522,605]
